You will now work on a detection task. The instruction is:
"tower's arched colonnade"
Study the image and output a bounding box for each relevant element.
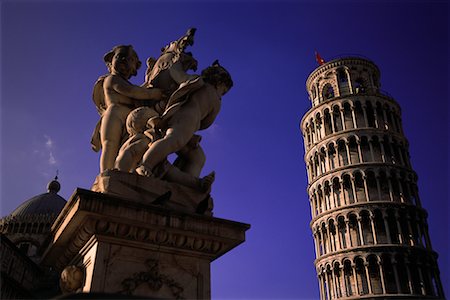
[300,57,444,299]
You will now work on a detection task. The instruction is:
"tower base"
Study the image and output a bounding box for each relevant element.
[41,188,249,299]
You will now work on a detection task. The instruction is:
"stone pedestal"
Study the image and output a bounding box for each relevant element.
[41,188,249,299]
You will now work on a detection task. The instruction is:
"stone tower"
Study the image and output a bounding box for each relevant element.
[300,57,444,299]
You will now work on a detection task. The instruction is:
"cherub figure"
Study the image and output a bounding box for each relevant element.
[91,45,164,172]
[144,28,204,115]
[114,106,160,172]
[115,106,214,192]
[137,61,233,179]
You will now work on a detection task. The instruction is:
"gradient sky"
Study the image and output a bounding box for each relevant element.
[1,0,448,299]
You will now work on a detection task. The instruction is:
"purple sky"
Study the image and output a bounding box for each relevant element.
[1,1,448,299]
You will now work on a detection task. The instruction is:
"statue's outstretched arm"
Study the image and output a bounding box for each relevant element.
[110,77,163,100]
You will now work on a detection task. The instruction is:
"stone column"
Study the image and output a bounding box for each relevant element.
[337,223,343,250]
[417,264,426,296]
[377,258,387,294]
[373,109,379,128]
[318,274,325,300]
[364,262,373,294]
[380,142,386,162]
[351,106,358,129]
[352,263,360,295]
[395,212,404,244]
[331,112,336,134]
[383,215,392,244]
[406,216,415,246]
[369,215,378,244]
[392,260,401,294]
[368,140,375,161]
[357,141,363,163]
[405,259,414,294]
[345,142,351,165]
[345,219,352,248]
[340,109,346,131]
[357,217,364,246]
[313,232,319,258]
[330,185,336,209]
[363,175,370,202]
[382,108,388,129]
[362,105,369,127]
[376,177,382,201]
[350,178,357,203]
[387,179,394,202]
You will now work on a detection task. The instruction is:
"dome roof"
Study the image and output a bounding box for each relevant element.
[9,177,66,218]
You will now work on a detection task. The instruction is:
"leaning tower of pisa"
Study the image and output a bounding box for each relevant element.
[300,57,445,299]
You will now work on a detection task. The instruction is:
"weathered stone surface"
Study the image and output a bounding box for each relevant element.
[91,169,213,215]
[41,189,249,299]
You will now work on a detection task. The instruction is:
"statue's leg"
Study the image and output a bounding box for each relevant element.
[163,164,200,190]
[174,146,206,177]
[115,138,150,172]
[100,106,129,172]
[141,125,194,172]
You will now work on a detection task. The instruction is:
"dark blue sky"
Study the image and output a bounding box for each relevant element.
[1,1,448,298]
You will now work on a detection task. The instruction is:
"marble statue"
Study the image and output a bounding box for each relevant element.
[136,61,233,179]
[60,265,84,294]
[91,29,233,206]
[91,45,164,173]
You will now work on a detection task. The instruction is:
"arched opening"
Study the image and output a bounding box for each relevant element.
[338,68,350,95]
[365,102,376,128]
[343,102,354,129]
[395,255,410,294]
[390,171,401,202]
[354,78,366,94]
[378,171,390,201]
[328,144,337,170]
[368,255,383,294]
[354,172,366,202]
[371,136,382,162]
[348,214,361,246]
[360,210,374,245]
[316,113,323,141]
[398,210,411,245]
[355,257,369,295]
[386,209,400,244]
[366,171,378,201]
[344,260,355,296]
[333,177,342,207]
[354,101,366,127]
[334,262,343,298]
[348,136,360,164]
[324,108,333,135]
[373,209,387,243]
[337,216,347,249]
[324,181,332,209]
[376,102,387,129]
[333,105,343,132]
[337,140,348,166]
[382,136,393,163]
[322,222,329,254]
[323,83,335,100]
[408,255,423,295]
[343,174,354,204]
[328,219,337,252]
[360,136,371,162]
[381,254,397,294]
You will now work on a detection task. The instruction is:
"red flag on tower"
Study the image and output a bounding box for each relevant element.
[315,51,325,65]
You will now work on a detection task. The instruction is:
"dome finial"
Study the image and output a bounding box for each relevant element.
[47,171,61,193]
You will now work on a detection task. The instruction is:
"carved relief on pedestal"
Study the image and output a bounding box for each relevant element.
[121,259,184,299]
